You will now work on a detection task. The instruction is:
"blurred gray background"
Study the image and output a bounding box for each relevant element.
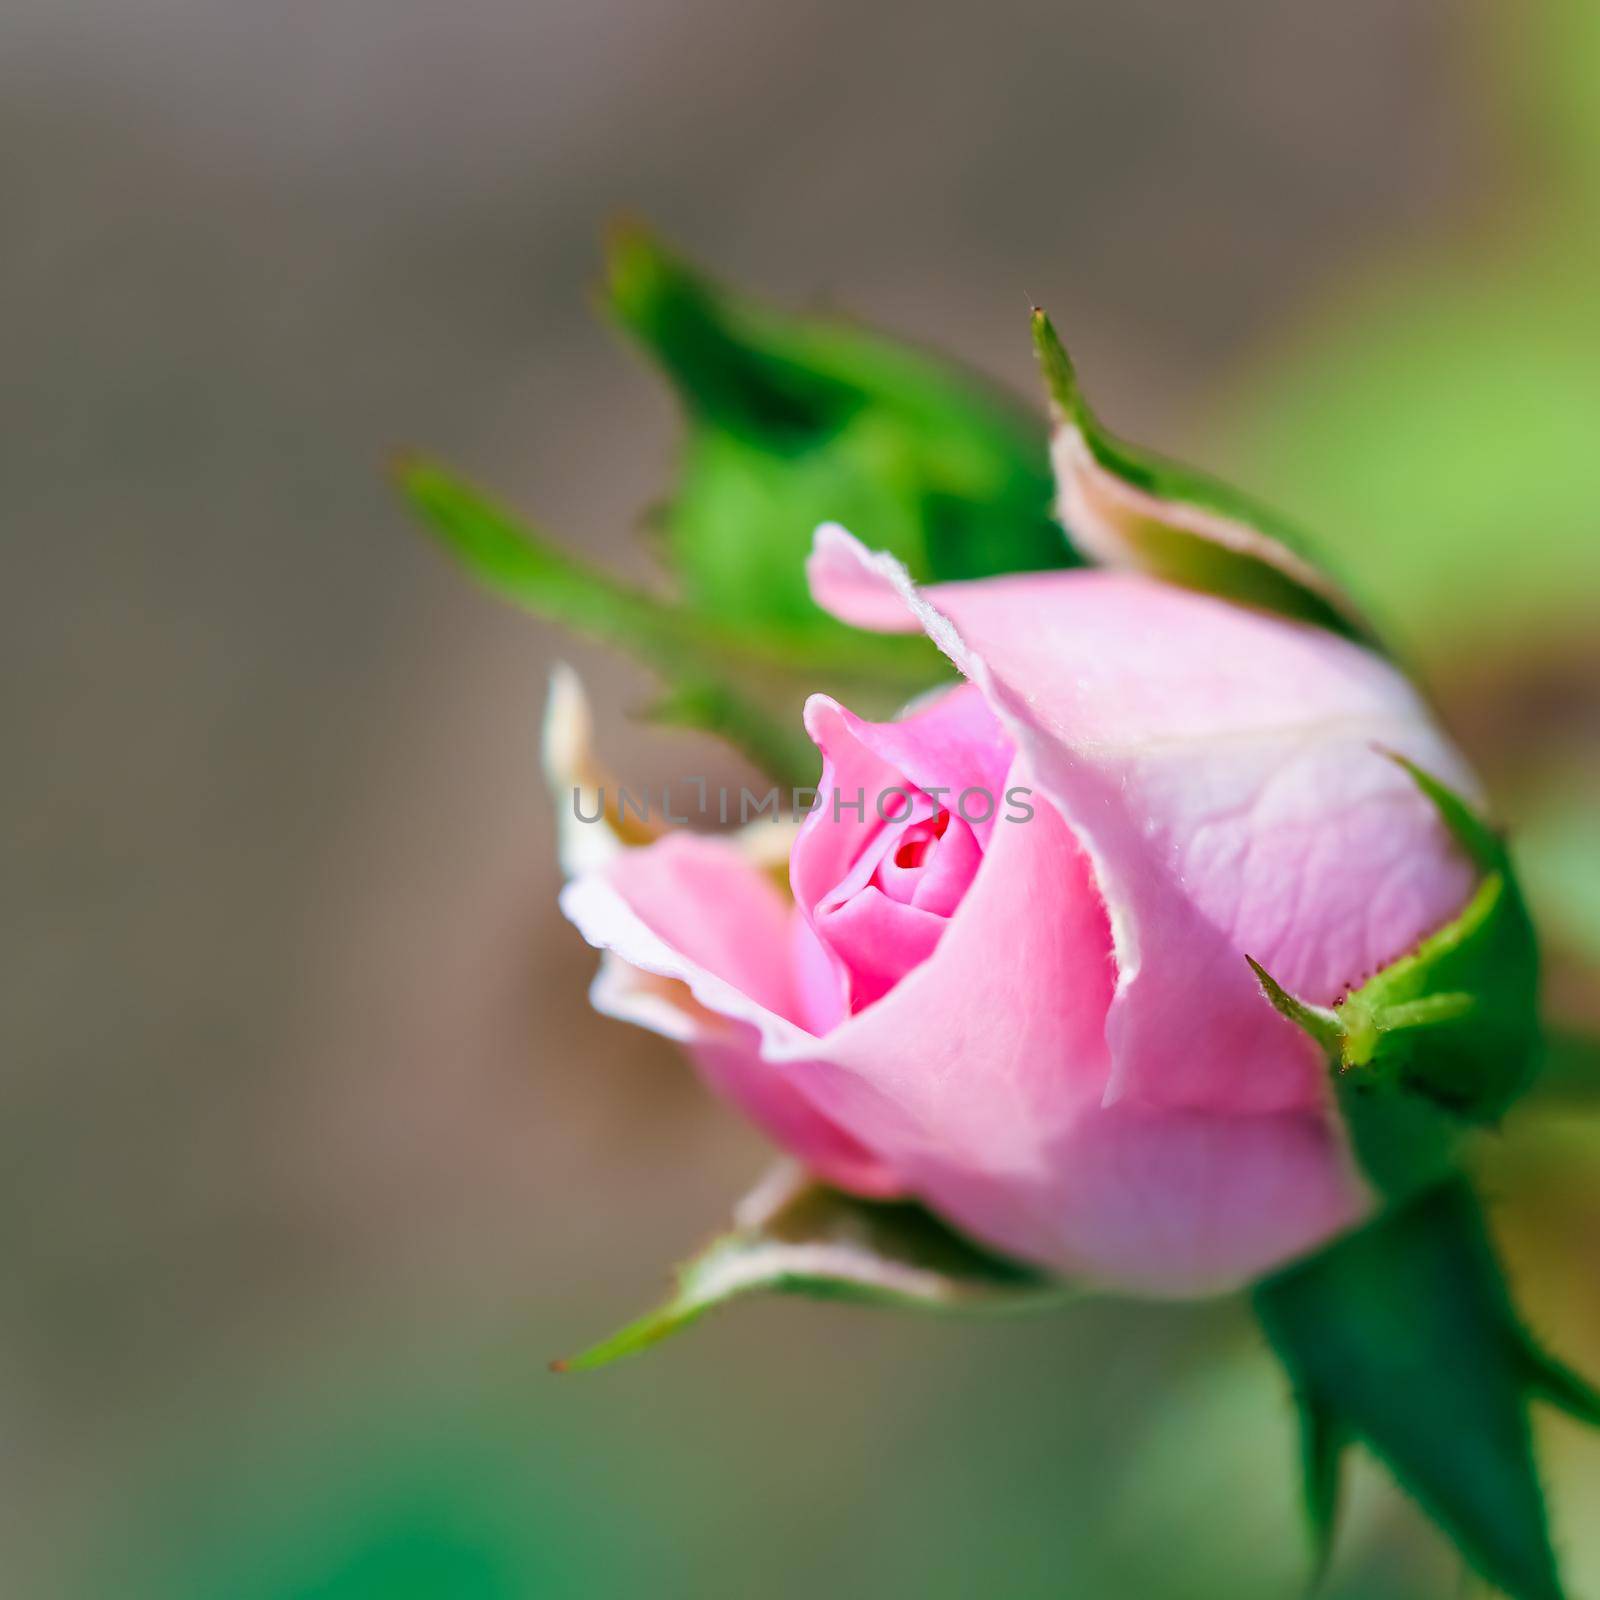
[8,3,1586,1597]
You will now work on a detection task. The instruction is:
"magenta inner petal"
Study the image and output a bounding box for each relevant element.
[875,809,981,915]
[810,801,988,1011]
[815,885,948,1010]
[791,683,1018,1019]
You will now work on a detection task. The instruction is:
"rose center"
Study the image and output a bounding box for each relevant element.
[810,800,985,1012]
[889,809,950,873]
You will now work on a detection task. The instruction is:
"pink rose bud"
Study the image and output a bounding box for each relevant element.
[559,528,1481,1295]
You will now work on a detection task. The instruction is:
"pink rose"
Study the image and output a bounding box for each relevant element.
[557,526,1480,1295]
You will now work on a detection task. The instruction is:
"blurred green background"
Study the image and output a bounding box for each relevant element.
[4,1,1599,1596]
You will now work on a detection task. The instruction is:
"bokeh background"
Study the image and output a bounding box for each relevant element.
[5,1,1600,1595]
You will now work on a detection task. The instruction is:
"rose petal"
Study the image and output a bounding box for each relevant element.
[816,884,947,1009]
[561,834,904,1198]
[565,764,1368,1288]
[806,524,1478,1118]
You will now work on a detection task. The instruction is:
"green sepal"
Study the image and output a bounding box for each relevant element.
[605,224,1080,637]
[1255,1177,1593,1600]
[406,228,1121,779]
[603,222,857,449]
[1293,1391,1346,1588]
[396,454,938,787]
[553,1164,1073,1373]
[1031,308,1376,644]
[399,452,712,670]
[1248,757,1540,1199]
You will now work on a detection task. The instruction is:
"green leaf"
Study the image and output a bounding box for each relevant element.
[1030,308,1377,644]
[1248,757,1540,1199]
[553,1164,1073,1372]
[605,224,1080,638]
[1255,1176,1587,1600]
